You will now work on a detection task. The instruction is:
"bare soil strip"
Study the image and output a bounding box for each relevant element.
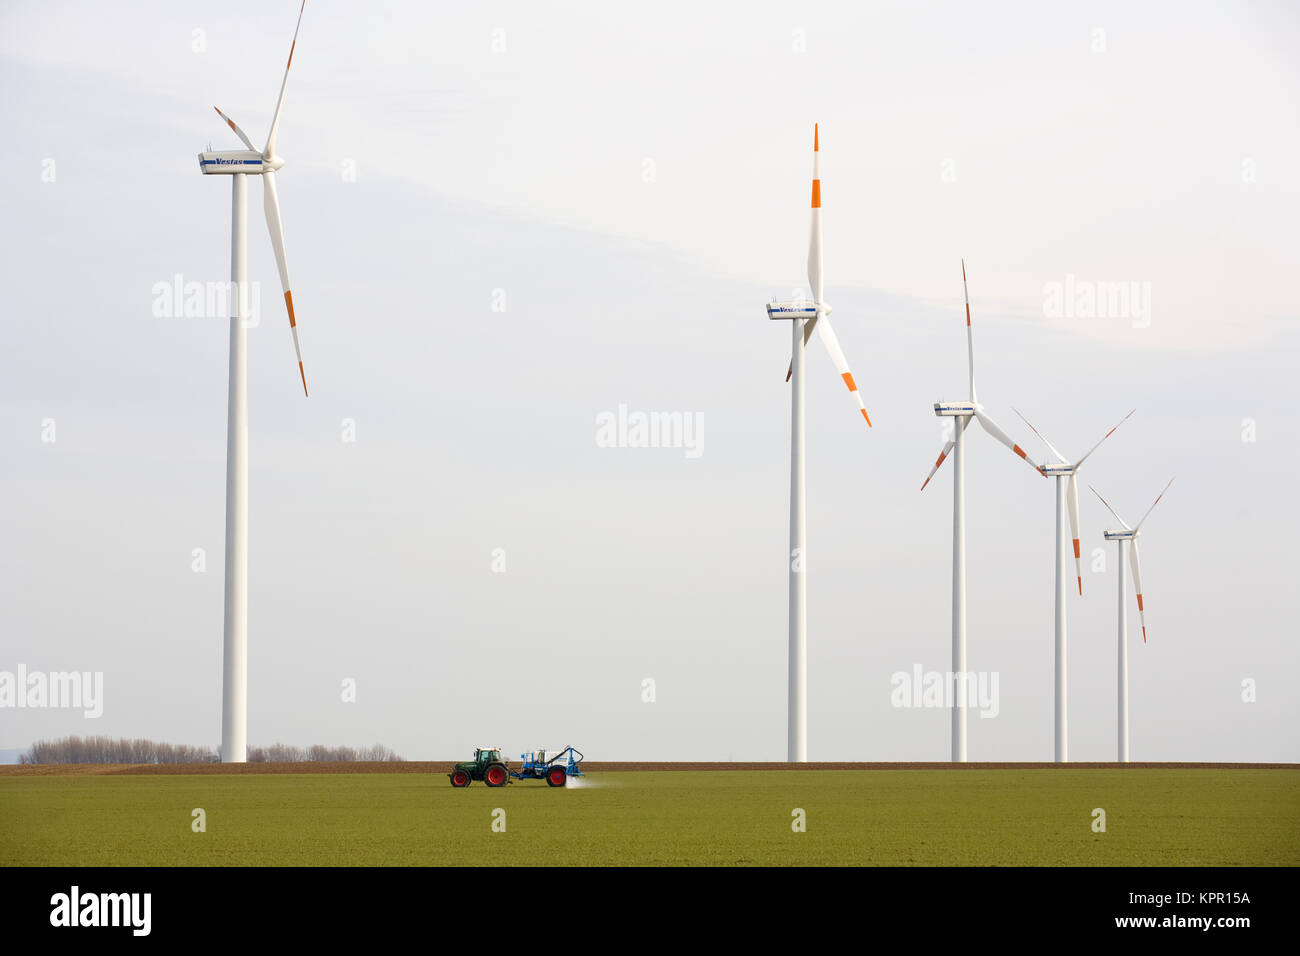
[1,761,1295,777]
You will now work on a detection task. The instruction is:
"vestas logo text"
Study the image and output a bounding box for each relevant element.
[50,886,151,936]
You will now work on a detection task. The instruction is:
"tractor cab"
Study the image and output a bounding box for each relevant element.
[449,747,511,788]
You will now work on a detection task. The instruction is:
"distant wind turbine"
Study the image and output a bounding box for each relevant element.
[1013,407,1134,763]
[765,124,871,762]
[198,1,310,762]
[1090,479,1174,762]
[920,261,1042,762]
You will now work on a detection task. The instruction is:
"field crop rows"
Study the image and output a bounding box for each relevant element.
[2,768,1297,866]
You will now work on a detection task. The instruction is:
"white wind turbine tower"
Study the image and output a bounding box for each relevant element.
[1012,408,1134,763]
[919,261,1043,762]
[765,125,872,762]
[1090,479,1173,762]
[198,1,310,762]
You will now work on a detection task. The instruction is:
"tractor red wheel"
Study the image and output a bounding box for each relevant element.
[485,765,508,787]
[546,767,567,788]
[450,770,470,788]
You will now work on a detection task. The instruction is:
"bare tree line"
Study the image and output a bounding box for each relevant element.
[20,736,402,764]
[247,743,402,763]
[22,737,213,764]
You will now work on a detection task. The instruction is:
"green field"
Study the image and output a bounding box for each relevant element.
[2,770,1297,866]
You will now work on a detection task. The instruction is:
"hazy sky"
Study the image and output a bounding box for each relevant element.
[1,1,1297,762]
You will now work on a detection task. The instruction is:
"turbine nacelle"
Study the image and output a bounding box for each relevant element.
[1039,462,1077,477]
[1104,528,1138,541]
[199,150,268,174]
[767,299,822,321]
[934,401,976,417]
[198,152,286,174]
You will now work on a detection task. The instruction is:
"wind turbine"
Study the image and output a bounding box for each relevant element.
[1012,407,1134,762]
[198,1,310,762]
[764,124,871,762]
[919,261,1042,762]
[1090,479,1173,762]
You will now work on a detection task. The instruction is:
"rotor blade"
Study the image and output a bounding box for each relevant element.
[1074,408,1136,470]
[1134,477,1175,531]
[1011,407,1068,464]
[920,416,972,491]
[974,409,1041,472]
[785,125,825,383]
[214,106,256,151]
[814,314,871,427]
[1129,538,1147,642]
[806,123,822,306]
[263,171,308,396]
[1088,485,1131,531]
[962,258,976,404]
[264,0,307,159]
[1067,474,1082,594]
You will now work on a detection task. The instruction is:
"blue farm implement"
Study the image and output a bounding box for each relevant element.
[514,746,584,786]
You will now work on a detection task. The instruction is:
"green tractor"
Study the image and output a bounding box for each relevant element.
[448,747,511,788]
